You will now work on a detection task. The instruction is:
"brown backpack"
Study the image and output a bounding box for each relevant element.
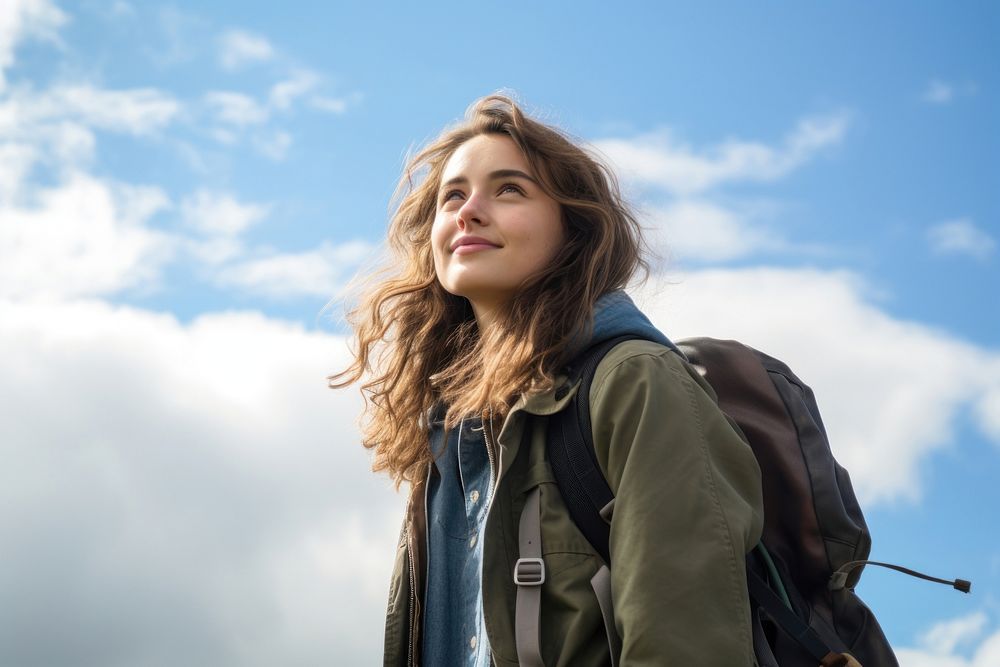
[533,335,970,666]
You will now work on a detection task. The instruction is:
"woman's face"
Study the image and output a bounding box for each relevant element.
[431,134,565,328]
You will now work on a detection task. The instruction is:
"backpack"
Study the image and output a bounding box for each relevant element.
[514,334,970,667]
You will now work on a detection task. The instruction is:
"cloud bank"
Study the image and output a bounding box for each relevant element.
[0,298,402,665]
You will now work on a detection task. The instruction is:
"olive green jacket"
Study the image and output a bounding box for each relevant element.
[384,339,765,665]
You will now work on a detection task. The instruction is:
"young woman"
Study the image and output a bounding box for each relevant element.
[329,94,765,666]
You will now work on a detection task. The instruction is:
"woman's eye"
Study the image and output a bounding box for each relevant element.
[441,184,521,205]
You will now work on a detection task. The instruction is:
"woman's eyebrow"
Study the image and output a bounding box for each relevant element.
[440,169,540,189]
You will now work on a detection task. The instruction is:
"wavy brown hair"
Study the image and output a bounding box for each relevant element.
[328,93,657,487]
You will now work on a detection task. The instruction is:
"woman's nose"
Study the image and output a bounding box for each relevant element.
[457,191,485,227]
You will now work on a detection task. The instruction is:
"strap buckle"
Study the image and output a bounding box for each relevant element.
[514,557,545,586]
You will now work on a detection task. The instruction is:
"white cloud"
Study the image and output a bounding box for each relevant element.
[0,0,68,93]
[213,239,379,299]
[896,613,1000,667]
[0,171,175,300]
[309,91,364,115]
[978,387,1000,442]
[0,67,356,303]
[0,67,186,303]
[268,69,320,110]
[587,113,851,265]
[41,119,96,165]
[108,1,135,18]
[1,93,100,199]
[631,267,1000,506]
[310,96,348,114]
[0,141,39,201]
[592,110,851,196]
[921,612,989,655]
[181,189,270,237]
[218,28,275,70]
[923,79,955,105]
[927,219,996,261]
[185,236,246,265]
[205,72,354,149]
[0,82,177,207]
[48,84,180,134]
[149,5,210,67]
[922,79,978,105]
[204,90,269,127]
[1,82,181,137]
[177,191,271,266]
[209,126,238,145]
[253,129,292,160]
[0,297,402,665]
[646,199,784,263]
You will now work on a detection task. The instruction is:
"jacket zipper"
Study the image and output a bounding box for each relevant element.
[406,536,416,667]
[485,407,497,496]
[482,406,503,666]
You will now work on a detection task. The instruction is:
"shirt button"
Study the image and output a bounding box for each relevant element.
[470,489,480,504]
[469,534,477,548]
[470,635,478,650]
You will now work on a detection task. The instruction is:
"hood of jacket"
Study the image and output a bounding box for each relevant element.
[565,288,677,361]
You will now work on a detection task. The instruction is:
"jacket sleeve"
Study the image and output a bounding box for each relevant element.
[589,346,764,666]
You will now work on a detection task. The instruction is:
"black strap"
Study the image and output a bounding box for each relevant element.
[747,569,834,662]
[547,334,645,564]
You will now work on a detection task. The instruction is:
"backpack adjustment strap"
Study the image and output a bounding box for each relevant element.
[514,558,545,586]
[515,486,546,667]
[590,564,622,667]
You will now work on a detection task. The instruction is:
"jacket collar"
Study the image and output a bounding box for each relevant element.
[509,372,580,416]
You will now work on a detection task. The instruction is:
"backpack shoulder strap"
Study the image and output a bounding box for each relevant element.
[547,333,673,564]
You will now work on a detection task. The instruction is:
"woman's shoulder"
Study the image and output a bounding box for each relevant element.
[594,337,679,366]
[588,337,721,416]
[592,337,696,384]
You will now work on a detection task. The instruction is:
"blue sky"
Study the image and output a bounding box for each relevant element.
[1,1,997,664]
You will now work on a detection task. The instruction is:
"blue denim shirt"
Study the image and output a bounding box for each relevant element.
[421,408,495,667]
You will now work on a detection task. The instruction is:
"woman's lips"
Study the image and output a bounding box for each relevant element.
[453,243,499,255]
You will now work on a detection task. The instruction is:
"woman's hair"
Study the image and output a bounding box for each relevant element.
[328,92,657,487]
